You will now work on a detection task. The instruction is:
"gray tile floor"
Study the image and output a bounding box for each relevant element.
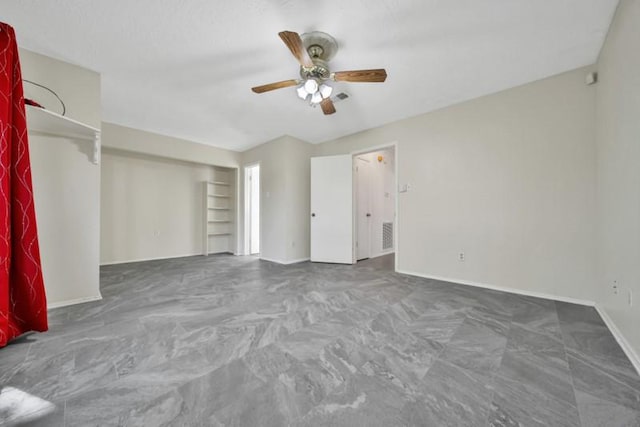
[1,254,639,426]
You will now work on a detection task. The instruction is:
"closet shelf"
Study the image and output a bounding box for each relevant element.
[26,105,101,164]
[203,172,235,256]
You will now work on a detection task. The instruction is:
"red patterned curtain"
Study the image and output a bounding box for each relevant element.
[0,22,48,347]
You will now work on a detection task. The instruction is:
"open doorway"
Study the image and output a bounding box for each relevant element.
[244,164,260,255]
[353,146,396,261]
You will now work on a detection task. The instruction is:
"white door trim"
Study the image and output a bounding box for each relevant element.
[243,162,260,256]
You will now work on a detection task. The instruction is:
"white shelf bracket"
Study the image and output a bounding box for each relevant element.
[93,132,101,165]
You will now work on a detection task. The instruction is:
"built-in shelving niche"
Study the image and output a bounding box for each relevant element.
[203,167,237,255]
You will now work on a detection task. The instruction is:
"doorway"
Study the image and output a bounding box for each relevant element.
[244,164,260,255]
[354,147,396,261]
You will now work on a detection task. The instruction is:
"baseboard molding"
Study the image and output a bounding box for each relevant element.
[594,305,640,375]
[367,251,395,260]
[47,295,102,310]
[100,252,209,266]
[395,269,596,307]
[260,257,310,265]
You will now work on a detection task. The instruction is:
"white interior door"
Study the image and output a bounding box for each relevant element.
[356,157,371,260]
[310,155,354,264]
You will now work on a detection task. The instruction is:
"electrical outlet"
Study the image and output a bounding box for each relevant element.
[613,280,618,294]
[458,252,465,262]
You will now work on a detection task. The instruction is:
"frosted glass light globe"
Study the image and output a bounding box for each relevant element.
[304,79,318,94]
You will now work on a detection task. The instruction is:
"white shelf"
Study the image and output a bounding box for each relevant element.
[26,106,101,164]
[203,171,236,256]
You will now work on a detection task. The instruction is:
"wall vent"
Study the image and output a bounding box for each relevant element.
[382,222,393,250]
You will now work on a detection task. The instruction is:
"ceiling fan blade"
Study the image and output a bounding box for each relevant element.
[333,69,387,83]
[320,98,336,115]
[251,79,299,94]
[278,31,314,68]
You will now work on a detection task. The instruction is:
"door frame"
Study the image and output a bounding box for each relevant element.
[243,162,260,256]
[354,155,372,260]
[351,142,398,266]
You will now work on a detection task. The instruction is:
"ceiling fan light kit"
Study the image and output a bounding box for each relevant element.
[252,30,387,115]
[297,79,333,105]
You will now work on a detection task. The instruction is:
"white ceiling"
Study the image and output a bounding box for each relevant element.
[0,0,618,151]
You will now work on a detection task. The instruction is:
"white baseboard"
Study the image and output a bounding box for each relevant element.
[47,295,102,310]
[395,269,596,307]
[367,251,395,260]
[594,305,640,375]
[100,252,209,266]
[260,257,310,265]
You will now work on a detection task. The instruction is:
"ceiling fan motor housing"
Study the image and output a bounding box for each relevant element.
[299,31,338,81]
[300,58,331,80]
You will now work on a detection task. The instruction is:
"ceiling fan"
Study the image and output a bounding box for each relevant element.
[251,31,387,115]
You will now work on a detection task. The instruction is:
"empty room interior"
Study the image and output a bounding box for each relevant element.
[1,0,639,426]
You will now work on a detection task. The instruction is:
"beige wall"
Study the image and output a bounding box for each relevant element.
[100,124,241,264]
[102,122,241,168]
[100,148,215,264]
[595,0,640,364]
[21,49,102,307]
[316,66,599,303]
[21,49,100,129]
[241,135,312,263]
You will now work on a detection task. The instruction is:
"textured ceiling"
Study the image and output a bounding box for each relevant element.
[0,0,619,151]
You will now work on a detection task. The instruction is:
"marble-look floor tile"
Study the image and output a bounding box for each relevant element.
[1,254,639,426]
[511,295,563,338]
[505,323,565,358]
[556,301,629,363]
[574,389,640,427]
[488,348,580,427]
[404,359,495,427]
[299,371,411,427]
[567,348,640,412]
[437,310,509,376]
